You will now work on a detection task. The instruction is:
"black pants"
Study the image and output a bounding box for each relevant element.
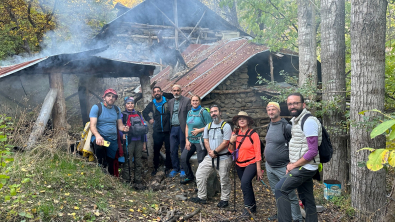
[180,143,207,179]
[275,167,318,222]
[153,131,172,170]
[93,141,116,176]
[236,162,257,207]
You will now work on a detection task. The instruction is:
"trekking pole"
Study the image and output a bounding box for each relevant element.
[126,135,131,182]
[233,161,237,212]
[260,170,269,188]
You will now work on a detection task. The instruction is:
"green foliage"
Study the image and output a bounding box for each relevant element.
[329,195,355,217]
[0,115,14,197]
[359,110,395,171]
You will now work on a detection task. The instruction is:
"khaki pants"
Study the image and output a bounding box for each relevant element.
[121,140,143,183]
[195,155,232,201]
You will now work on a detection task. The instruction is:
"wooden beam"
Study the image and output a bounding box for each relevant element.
[179,10,206,48]
[25,89,58,150]
[174,0,178,49]
[210,89,254,94]
[49,72,67,132]
[269,53,274,82]
[78,77,90,125]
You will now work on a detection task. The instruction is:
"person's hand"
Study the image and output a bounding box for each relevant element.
[256,170,263,180]
[185,141,191,151]
[286,163,296,174]
[208,150,216,158]
[95,135,104,146]
[230,134,237,143]
[191,128,199,136]
[143,143,147,152]
[123,125,129,132]
[149,119,154,124]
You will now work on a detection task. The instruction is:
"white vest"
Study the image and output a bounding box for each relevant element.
[289,108,322,166]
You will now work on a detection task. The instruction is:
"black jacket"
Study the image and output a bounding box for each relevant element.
[142,100,171,133]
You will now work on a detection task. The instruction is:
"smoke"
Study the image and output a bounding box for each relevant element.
[1,0,117,66]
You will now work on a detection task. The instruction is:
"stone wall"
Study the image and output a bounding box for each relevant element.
[201,64,270,138]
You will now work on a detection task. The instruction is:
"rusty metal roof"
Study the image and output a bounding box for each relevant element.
[0,58,48,79]
[152,38,269,98]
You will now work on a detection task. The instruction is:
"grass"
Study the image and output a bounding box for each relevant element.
[0,144,159,221]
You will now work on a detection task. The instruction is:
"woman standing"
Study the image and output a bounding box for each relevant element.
[180,95,212,184]
[228,111,263,215]
[121,97,147,188]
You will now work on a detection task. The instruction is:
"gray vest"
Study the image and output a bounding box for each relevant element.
[289,108,322,166]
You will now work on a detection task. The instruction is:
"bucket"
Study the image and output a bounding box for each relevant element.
[323,180,341,200]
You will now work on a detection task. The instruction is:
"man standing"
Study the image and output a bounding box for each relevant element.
[275,93,321,222]
[142,86,172,176]
[90,88,129,176]
[190,105,232,208]
[265,102,303,222]
[167,85,191,178]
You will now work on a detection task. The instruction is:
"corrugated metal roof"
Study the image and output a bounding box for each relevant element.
[0,58,47,79]
[152,38,269,98]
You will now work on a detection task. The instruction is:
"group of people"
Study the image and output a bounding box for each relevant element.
[89,85,322,222]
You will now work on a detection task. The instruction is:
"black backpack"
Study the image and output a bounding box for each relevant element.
[96,102,120,118]
[301,114,333,163]
[122,111,148,136]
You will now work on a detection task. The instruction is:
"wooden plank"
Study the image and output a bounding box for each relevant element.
[25,89,58,150]
[269,53,274,82]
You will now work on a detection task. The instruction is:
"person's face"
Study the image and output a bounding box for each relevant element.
[210,107,220,122]
[172,87,182,98]
[287,95,305,117]
[103,93,117,106]
[266,107,280,120]
[238,117,248,128]
[191,96,200,108]
[152,88,163,100]
[125,102,135,112]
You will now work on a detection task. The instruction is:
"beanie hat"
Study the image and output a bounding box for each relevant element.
[267,102,281,112]
[124,96,134,105]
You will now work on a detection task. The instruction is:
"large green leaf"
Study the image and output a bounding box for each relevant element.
[370,120,395,139]
[388,151,395,167]
[366,149,387,171]
[389,129,395,140]
[359,147,376,152]
[0,174,10,179]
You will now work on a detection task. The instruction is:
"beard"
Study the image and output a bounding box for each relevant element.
[174,95,180,99]
[289,107,303,117]
[212,115,220,123]
[269,113,279,120]
[154,94,161,100]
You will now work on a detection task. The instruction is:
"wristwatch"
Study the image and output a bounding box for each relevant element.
[229,142,234,145]
[213,150,219,156]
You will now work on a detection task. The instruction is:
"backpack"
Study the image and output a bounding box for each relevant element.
[187,107,210,125]
[96,102,120,119]
[266,119,291,148]
[207,121,227,134]
[232,129,263,163]
[301,114,333,163]
[122,111,148,136]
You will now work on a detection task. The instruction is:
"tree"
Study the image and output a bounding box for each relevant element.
[320,0,348,189]
[297,0,317,88]
[113,0,143,8]
[350,0,387,220]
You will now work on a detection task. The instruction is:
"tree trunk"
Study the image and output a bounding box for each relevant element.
[49,71,68,149]
[25,89,58,150]
[320,0,348,190]
[297,0,317,89]
[350,0,387,220]
[140,69,154,167]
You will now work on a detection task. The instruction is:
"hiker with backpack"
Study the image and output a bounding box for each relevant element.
[275,93,322,222]
[179,95,211,184]
[168,85,191,178]
[89,88,129,176]
[142,86,172,176]
[120,96,148,188]
[265,102,303,222]
[228,111,262,216]
[189,105,232,208]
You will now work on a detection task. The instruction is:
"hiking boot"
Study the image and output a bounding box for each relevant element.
[217,200,229,208]
[168,170,180,178]
[268,214,278,220]
[189,197,207,204]
[180,170,186,178]
[241,204,256,217]
[151,169,158,176]
[180,177,194,185]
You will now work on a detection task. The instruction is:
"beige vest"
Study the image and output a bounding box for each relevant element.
[289,108,322,166]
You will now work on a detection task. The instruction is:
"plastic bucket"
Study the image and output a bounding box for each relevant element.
[323,180,341,200]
